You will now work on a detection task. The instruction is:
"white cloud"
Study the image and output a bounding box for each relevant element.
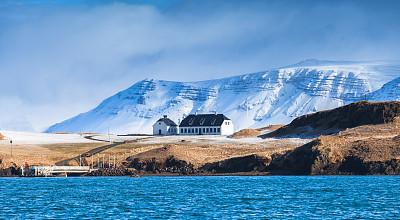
[0,0,399,131]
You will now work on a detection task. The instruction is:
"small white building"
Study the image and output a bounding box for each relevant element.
[152,115,178,135]
[179,113,234,135]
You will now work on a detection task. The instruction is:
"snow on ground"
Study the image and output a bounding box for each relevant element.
[90,134,152,143]
[0,130,100,145]
[126,134,309,146]
[0,130,309,146]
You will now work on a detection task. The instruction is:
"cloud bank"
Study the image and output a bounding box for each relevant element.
[0,0,399,131]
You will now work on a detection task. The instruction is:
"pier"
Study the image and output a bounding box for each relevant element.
[22,166,94,177]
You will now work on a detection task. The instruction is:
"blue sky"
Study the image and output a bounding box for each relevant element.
[0,0,400,131]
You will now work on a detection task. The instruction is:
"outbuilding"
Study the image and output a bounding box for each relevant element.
[152,115,178,135]
[179,113,234,135]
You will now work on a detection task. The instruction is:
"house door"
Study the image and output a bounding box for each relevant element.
[159,129,162,135]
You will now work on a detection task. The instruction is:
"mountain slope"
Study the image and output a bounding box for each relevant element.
[46,60,400,134]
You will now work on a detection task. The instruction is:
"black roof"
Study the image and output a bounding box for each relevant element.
[156,117,177,127]
[179,114,230,127]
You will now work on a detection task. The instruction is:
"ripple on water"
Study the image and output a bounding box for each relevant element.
[0,176,400,219]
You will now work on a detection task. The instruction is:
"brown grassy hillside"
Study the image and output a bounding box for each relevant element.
[263,101,400,138]
[267,121,400,175]
[125,143,293,169]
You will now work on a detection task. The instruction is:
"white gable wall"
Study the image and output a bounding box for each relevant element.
[153,121,168,135]
[221,120,234,135]
[153,121,178,135]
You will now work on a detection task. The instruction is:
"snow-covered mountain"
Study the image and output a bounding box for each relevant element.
[46,59,400,134]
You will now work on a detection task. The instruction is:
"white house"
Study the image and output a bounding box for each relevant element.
[179,113,234,135]
[152,115,178,135]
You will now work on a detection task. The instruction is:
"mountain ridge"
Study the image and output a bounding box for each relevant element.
[46,60,400,134]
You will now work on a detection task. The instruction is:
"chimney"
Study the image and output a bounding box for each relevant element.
[163,115,167,118]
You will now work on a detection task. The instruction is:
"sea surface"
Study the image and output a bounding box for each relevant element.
[0,176,399,219]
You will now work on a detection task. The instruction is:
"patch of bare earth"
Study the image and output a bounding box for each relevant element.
[230,129,260,139]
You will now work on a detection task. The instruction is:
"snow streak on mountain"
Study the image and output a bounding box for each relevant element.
[46,60,400,134]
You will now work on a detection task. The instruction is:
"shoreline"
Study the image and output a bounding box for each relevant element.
[2,169,400,178]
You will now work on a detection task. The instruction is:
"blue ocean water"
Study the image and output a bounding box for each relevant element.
[0,176,399,219]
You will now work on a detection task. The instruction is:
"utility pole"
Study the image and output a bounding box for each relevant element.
[108,127,110,143]
[10,140,12,157]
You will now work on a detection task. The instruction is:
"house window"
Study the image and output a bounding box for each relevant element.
[214,128,216,133]
[195,128,198,133]
[192,128,195,133]
[203,128,205,133]
[185,128,187,133]
[159,122,161,125]
[181,128,183,133]
[228,122,230,125]
[206,128,209,133]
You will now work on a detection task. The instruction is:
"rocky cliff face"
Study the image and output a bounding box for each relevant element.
[46,60,400,134]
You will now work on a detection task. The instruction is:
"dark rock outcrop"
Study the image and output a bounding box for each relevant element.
[0,167,20,177]
[201,155,270,173]
[87,168,135,176]
[125,156,196,175]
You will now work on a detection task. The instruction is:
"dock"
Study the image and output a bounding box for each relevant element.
[22,166,95,177]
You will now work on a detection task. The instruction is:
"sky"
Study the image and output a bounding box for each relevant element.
[0,0,400,132]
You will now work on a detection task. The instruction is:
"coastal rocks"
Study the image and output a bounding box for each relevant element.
[338,157,400,174]
[201,155,270,173]
[0,166,20,177]
[87,168,135,176]
[125,156,196,175]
